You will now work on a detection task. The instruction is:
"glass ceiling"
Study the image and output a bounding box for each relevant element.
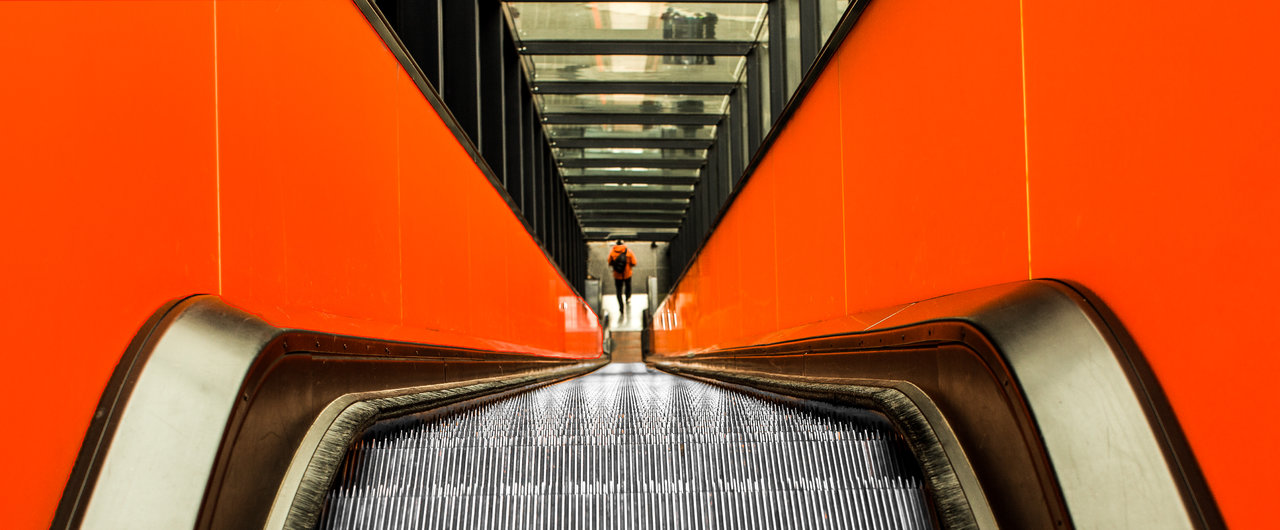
[553,147,708,159]
[506,3,768,42]
[528,55,746,83]
[568,183,694,190]
[503,1,769,237]
[560,167,701,177]
[536,94,729,115]
[545,124,716,140]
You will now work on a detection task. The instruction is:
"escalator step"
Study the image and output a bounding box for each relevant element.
[317,363,932,529]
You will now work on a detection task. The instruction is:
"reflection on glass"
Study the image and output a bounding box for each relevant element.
[536,94,728,114]
[785,0,802,98]
[545,124,717,140]
[820,0,853,43]
[554,147,708,159]
[530,55,746,83]
[758,19,772,132]
[506,3,768,42]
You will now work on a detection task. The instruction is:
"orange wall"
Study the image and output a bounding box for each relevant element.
[654,0,1278,526]
[0,1,598,527]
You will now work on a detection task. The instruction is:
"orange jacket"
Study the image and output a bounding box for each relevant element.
[608,245,637,280]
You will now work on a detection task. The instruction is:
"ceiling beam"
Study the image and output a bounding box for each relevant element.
[550,138,713,149]
[584,231,677,241]
[570,200,688,210]
[568,189,693,199]
[534,81,736,95]
[578,211,686,220]
[519,40,754,56]
[559,158,705,169]
[515,0,763,3]
[578,219,685,228]
[543,113,721,125]
[564,175,699,185]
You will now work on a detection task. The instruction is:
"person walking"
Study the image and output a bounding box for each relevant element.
[608,240,637,313]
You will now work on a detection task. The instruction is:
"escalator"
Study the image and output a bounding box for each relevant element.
[318,363,931,529]
[55,281,1222,529]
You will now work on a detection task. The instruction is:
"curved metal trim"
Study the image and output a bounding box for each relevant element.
[56,295,604,529]
[56,296,281,529]
[268,363,602,530]
[649,280,1223,529]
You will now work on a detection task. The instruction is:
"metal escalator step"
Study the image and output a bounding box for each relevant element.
[317,363,933,529]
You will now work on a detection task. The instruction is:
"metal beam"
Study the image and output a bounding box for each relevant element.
[564,175,699,185]
[571,200,688,210]
[559,158,705,169]
[569,189,693,199]
[550,138,713,149]
[584,231,677,241]
[578,219,685,228]
[519,40,754,56]
[543,113,722,125]
[578,211,686,220]
[515,0,763,3]
[534,82,736,95]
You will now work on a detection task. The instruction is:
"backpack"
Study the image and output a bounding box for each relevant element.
[610,249,628,274]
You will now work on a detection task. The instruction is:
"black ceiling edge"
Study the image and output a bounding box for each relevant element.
[351,0,586,299]
[662,0,875,307]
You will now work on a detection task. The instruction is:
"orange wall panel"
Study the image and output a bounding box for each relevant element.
[0,2,219,526]
[399,72,475,337]
[772,71,847,330]
[731,156,781,344]
[1024,1,1280,525]
[836,0,1027,311]
[4,1,598,525]
[217,0,404,330]
[656,0,1026,352]
[658,0,1277,523]
[212,0,597,358]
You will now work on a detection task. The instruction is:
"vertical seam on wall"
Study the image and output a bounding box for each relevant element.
[1020,0,1033,280]
[836,55,849,316]
[396,68,405,323]
[771,172,781,331]
[213,0,222,294]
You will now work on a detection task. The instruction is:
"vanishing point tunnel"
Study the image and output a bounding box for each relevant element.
[8,0,1275,528]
